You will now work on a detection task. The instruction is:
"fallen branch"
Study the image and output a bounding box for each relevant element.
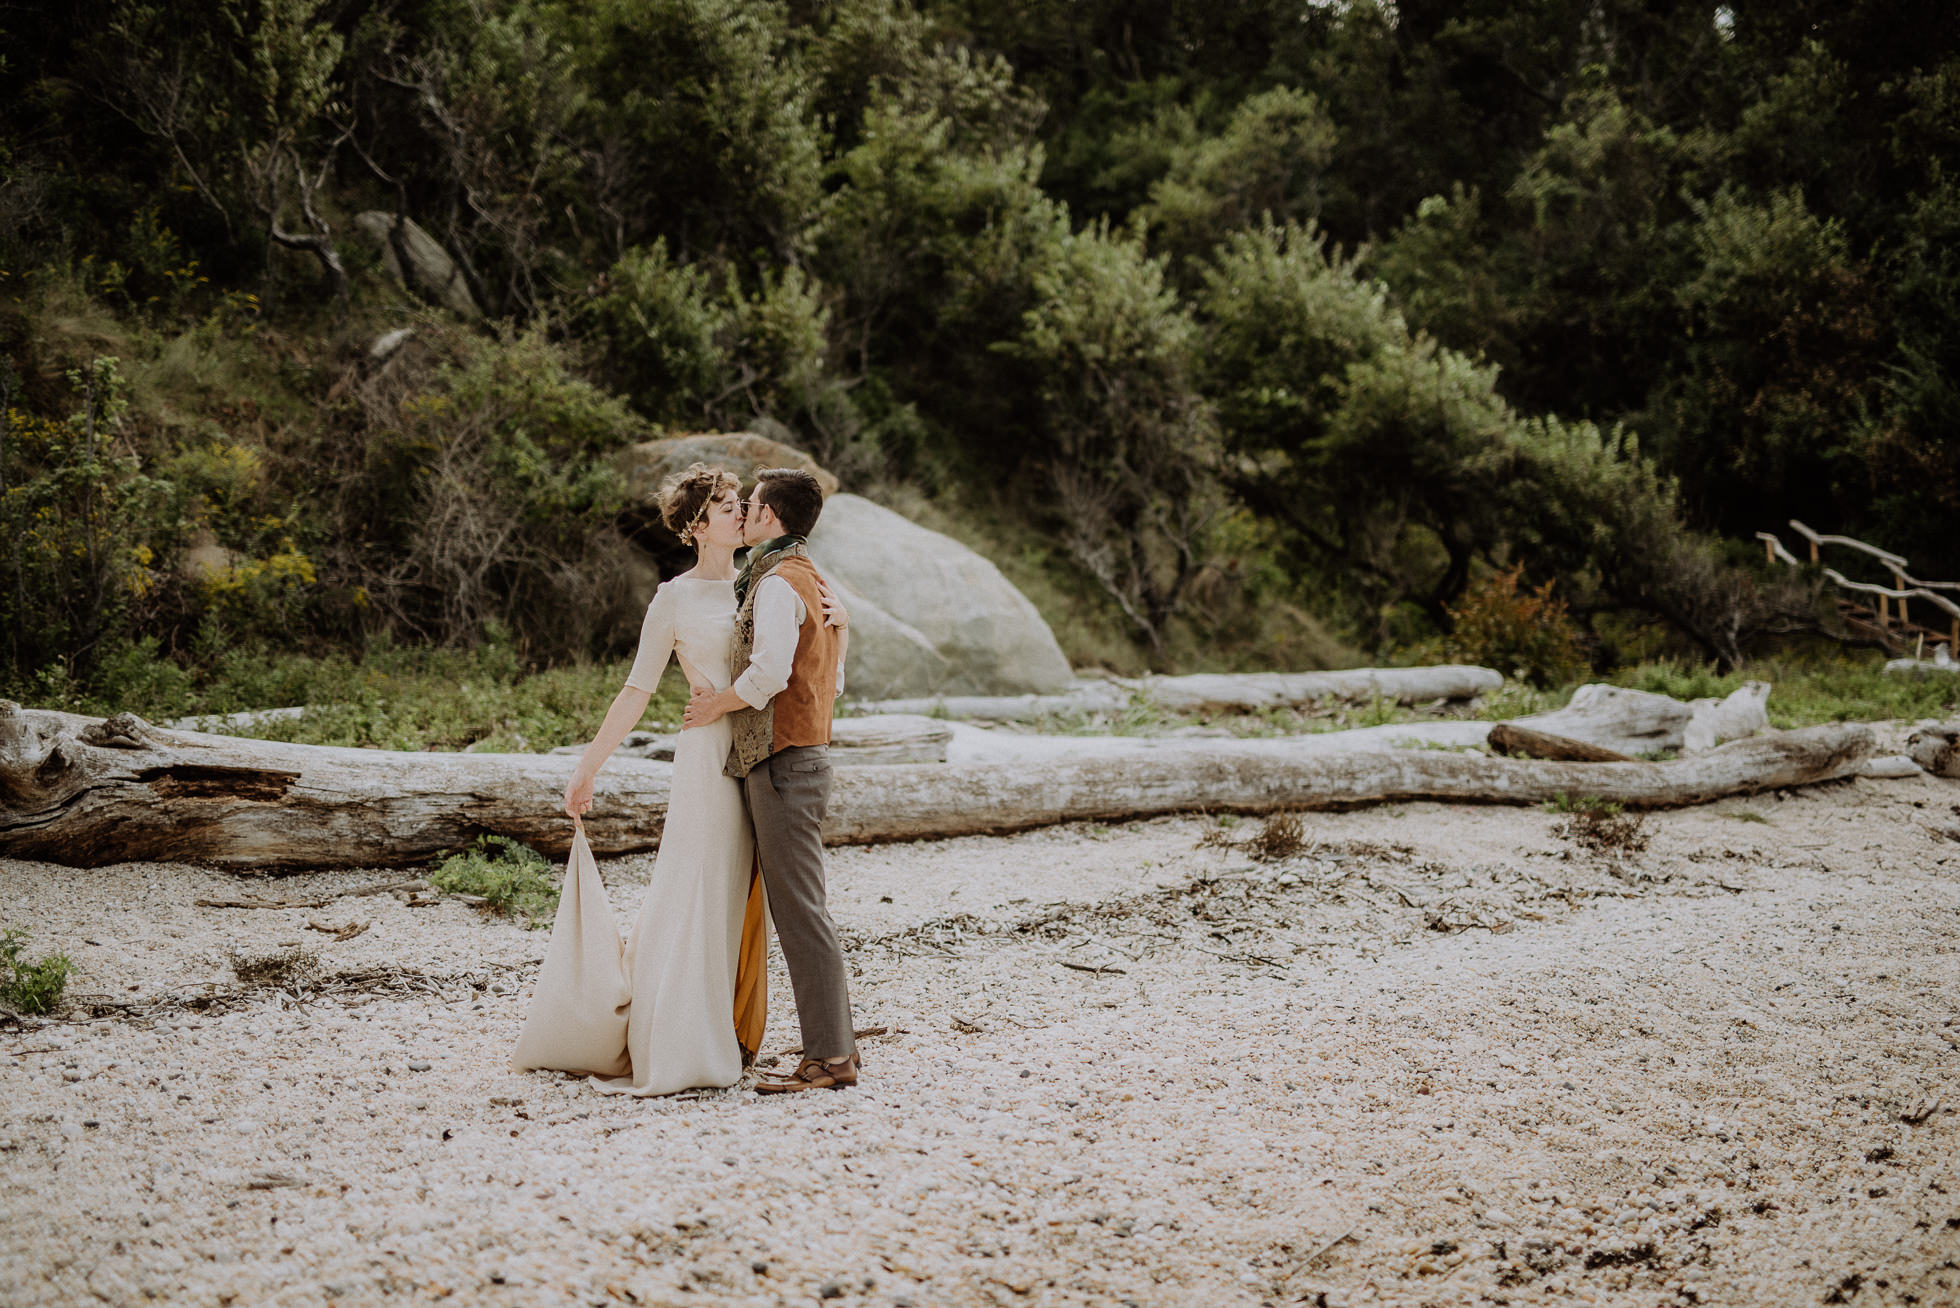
[194,879,428,910]
[1059,960,1128,976]
[195,895,335,910]
[306,919,371,941]
[773,1025,892,1057]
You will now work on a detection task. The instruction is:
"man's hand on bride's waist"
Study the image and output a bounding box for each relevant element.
[682,683,744,729]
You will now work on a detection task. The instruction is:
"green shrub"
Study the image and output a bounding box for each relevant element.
[0,928,74,1015]
[431,836,560,927]
[0,355,174,682]
[1447,564,1587,687]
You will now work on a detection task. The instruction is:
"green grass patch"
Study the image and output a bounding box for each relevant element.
[1724,810,1771,824]
[21,632,691,753]
[1,927,75,1015]
[1608,652,1959,728]
[17,629,1940,766]
[1543,793,1622,816]
[430,836,560,928]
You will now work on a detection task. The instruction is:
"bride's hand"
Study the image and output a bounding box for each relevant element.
[817,576,849,630]
[564,770,594,820]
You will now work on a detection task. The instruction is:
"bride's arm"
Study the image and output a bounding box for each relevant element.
[565,685,654,817]
[566,588,672,817]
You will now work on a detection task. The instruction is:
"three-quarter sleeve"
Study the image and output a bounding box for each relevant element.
[622,586,676,692]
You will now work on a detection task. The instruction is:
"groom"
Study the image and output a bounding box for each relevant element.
[681,468,859,1092]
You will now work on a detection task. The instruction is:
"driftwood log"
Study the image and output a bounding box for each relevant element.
[1487,723,1634,763]
[1507,684,1695,756]
[1116,666,1503,714]
[548,714,954,765]
[822,723,1873,843]
[852,666,1502,721]
[1,700,1871,869]
[0,702,670,869]
[1907,721,1960,778]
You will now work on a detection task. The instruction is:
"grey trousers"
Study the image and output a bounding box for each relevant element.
[743,745,855,1061]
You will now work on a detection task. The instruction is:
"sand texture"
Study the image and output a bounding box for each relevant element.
[3,722,1958,1307]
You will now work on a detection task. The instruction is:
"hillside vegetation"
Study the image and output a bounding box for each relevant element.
[4,0,1956,710]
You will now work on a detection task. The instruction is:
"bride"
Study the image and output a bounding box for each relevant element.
[524,462,844,1096]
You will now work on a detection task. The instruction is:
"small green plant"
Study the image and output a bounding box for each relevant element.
[1724,809,1771,824]
[1350,694,1404,728]
[1474,681,1564,722]
[1,927,75,1015]
[1111,692,1173,735]
[431,835,560,927]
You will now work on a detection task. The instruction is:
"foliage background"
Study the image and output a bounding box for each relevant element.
[4,0,1956,707]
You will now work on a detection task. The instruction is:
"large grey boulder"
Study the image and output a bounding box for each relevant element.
[351,212,482,319]
[809,494,1073,699]
[614,432,839,549]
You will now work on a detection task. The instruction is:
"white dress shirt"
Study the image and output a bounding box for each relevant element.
[732,574,846,709]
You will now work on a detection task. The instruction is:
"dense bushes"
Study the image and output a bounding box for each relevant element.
[5,0,1953,693]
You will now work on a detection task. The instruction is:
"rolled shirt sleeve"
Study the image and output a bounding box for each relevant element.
[733,575,804,709]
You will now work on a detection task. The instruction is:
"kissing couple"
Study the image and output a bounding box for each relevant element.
[511,463,860,1096]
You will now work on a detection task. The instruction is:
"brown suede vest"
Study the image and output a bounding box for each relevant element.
[724,550,838,778]
[766,556,839,750]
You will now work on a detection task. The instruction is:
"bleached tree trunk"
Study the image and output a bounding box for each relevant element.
[821,724,1872,843]
[0,703,668,869]
[1,702,1871,870]
[853,666,1503,720]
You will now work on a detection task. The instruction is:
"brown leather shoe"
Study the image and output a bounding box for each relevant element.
[754,1052,860,1094]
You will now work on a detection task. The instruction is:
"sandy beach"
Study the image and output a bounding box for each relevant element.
[3,725,1957,1307]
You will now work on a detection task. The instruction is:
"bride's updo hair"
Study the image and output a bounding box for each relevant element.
[657,462,740,546]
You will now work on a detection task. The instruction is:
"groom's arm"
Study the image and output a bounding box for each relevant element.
[681,577,801,728]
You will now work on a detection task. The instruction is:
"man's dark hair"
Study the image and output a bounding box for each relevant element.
[754,467,825,537]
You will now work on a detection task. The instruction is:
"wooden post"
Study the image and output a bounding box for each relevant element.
[1877,593,1889,628]
[1893,571,1910,628]
[1763,538,1775,565]
[1809,539,1819,564]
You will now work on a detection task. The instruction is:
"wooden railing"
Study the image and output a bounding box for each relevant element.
[1757,520,1960,653]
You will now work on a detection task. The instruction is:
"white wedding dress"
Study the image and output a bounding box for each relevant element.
[590,577,760,1096]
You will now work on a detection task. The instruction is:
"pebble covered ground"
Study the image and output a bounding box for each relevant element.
[3,731,1959,1307]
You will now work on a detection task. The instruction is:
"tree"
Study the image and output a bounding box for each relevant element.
[999,221,1219,658]
[87,0,351,305]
